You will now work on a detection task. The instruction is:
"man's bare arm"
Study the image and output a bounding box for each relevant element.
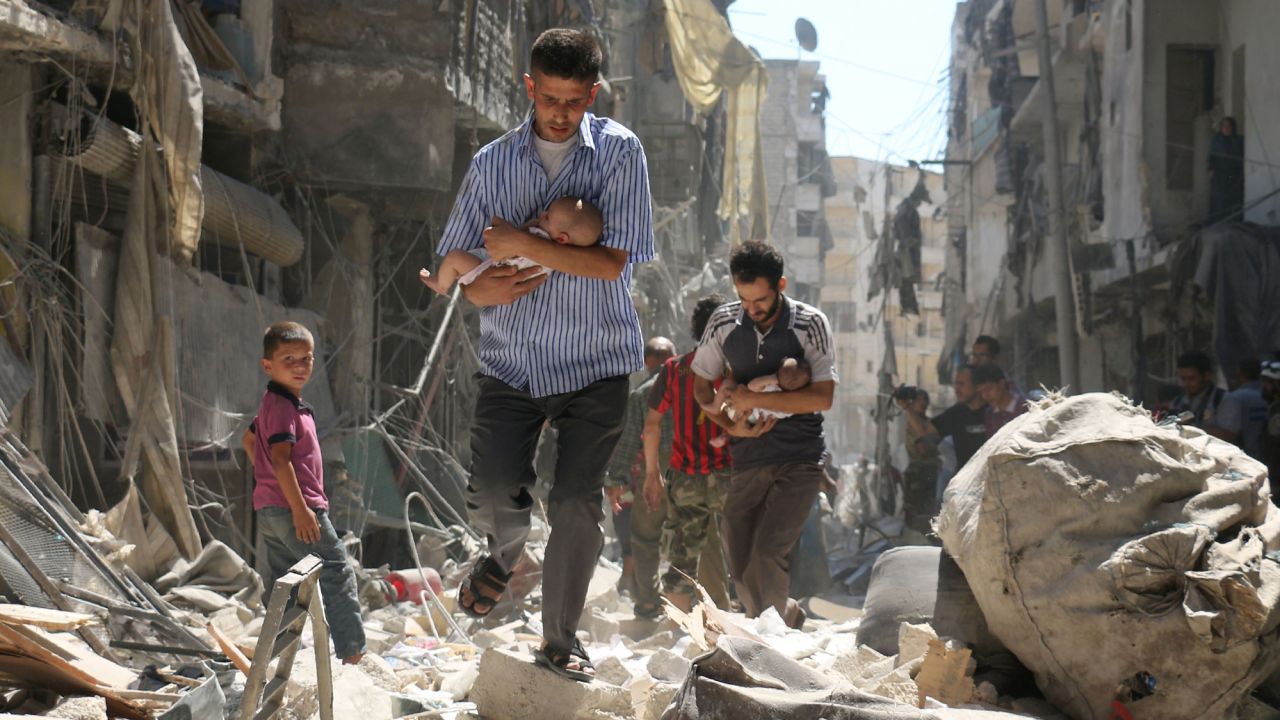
[483,218,627,280]
[694,375,776,438]
[729,380,836,415]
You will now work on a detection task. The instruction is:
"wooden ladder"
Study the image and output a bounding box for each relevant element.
[239,554,333,720]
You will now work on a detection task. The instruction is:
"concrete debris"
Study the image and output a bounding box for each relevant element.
[470,647,632,720]
[638,682,679,720]
[872,666,921,708]
[914,639,975,708]
[43,696,107,720]
[284,651,392,720]
[593,655,635,686]
[644,648,691,683]
[897,622,939,667]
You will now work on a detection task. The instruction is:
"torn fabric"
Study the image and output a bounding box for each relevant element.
[109,137,202,560]
[659,0,768,242]
[111,0,206,263]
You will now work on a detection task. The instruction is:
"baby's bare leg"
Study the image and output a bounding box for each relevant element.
[746,375,779,393]
[419,250,483,295]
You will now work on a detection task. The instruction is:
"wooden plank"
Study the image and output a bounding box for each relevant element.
[206,622,252,676]
[0,654,149,720]
[0,603,95,631]
[0,624,137,689]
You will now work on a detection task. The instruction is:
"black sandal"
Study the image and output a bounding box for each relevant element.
[457,555,513,619]
[533,639,595,683]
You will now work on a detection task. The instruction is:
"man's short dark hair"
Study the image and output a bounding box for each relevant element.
[729,241,785,289]
[974,335,1001,357]
[1239,358,1262,381]
[972,363,1006,386]
[692,293,726,342]
[1177,350,1214,375]
[955,363,977,378]
[264,321,313,358]
[530,28,602,82]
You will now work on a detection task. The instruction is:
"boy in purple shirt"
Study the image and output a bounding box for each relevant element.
[242,322,365,664]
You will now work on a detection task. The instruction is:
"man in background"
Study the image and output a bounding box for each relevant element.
[974,364,1026,436]
[606,338,675,613]
[1172,351,1227,430]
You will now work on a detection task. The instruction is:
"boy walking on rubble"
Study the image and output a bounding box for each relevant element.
[243,321,365,665]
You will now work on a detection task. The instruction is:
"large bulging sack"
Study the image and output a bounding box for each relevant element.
[936,393,1280,720]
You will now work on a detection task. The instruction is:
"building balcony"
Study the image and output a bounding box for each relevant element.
[1007,45,1087,144]
[0,0,279,130]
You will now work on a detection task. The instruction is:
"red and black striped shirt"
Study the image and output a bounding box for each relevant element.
[647,352,730,475]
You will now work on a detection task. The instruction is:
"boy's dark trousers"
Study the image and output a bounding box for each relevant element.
[465,373,629,655]
[258,507,366,658]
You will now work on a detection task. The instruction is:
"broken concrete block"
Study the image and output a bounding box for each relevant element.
[616,616,663,642]
[578,608,621,643]
[641,682,681,720]
[897,622,938,667]
[631,630,676,653]
[470,647,632,720]
[45,696,106,720]
[357,653,399,692]
[394,666,435,692]
[472,628,516,650]
[593,656,633,687]
[828,645,889,686]
[438,662,479,701]
[914,638,974,708]
[646,648,692,683]
[872,665,920,707]
[285,650,392,720]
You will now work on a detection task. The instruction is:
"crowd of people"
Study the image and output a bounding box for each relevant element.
[894,341,1280,536]
[894,335,1027,535]
[1160,350,1280,497]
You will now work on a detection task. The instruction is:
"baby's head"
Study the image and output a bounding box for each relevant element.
[539,196,604,247]
[776,357,811,391]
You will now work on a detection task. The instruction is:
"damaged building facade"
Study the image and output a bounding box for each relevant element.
[942,0,1280,397]
[824,158,950,465]
[0,0,762,587]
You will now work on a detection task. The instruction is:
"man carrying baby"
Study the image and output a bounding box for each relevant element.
[420,196,604,295]
[710,357,811,448]
[691,241,837,630]
[425,27,653,682]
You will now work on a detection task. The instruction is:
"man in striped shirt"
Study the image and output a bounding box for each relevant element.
[643,294,734,614]
[692,242,837,630]
[432,28,653,682]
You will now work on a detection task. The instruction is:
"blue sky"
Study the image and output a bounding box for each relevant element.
[727,0,955,166]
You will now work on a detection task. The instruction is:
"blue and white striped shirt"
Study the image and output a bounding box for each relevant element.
[437,111,655,398]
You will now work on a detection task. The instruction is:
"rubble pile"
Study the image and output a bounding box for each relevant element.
[7,397,1280,719]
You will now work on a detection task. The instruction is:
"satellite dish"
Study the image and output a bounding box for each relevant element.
[795,18,818,53]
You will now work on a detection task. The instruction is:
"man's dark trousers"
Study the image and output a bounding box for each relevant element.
[466,373,629,653]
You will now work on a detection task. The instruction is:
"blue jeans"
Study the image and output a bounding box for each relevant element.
[257,507,366,658]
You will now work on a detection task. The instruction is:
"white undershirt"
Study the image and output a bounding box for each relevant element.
[532,131,578,183]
